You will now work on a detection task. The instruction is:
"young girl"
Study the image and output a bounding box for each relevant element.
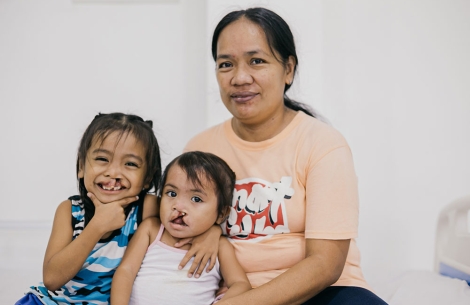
[16,113,219,305]
[111,151,251,305]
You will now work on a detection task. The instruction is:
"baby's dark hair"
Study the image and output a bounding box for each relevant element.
[159,151,235,219]
[76,112,161,225]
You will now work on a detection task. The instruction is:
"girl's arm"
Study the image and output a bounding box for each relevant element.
[176,224,222,278]
[142,193,159,219]
[111,217,156,305]
[217,237,252,302]
[214,238,350,305]
[43,194,138,291]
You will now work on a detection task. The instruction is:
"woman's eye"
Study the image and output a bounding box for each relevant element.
[191,196,203,203]
[165,191,177,197]
[218,62,232,69]
[251,58,264,65]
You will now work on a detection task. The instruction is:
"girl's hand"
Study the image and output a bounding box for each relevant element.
[87,192,139,235]
[176,225,222,278]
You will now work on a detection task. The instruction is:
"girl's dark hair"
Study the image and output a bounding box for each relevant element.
[211,7,316,118]
[76,112,162,225]
[158,151,235,219]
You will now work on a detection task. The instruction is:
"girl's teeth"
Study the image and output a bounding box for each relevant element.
[102,185,122,190]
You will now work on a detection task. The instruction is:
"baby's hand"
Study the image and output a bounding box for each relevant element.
[87,192,138,234]
[176,226,222,278]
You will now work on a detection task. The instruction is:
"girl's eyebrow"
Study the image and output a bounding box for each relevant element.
[165,182,207,196]
[91,148,144,163]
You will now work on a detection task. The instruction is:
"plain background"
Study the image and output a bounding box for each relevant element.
[1,0,469,302]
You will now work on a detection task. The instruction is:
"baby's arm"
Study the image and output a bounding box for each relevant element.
[217,237,252,301]
[43,195,137,291]
[111,217,157,305]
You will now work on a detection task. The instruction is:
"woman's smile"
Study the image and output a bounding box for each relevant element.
[230,91,259,103]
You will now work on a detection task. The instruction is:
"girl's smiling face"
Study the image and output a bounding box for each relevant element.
[215,17,295,127]
[78,131,147,203]
[159,165,224,240]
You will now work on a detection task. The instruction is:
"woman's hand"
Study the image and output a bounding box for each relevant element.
[175,225,222,278]
[208,238,350,305]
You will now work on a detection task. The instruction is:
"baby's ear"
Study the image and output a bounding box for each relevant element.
[216,206,231,225]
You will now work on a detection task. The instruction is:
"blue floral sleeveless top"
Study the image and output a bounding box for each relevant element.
[27,196,140,305]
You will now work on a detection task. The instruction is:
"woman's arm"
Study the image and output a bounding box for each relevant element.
[215,238,350,305]
[217,237,252,302]
[43,195,138,291]
[111,217,156,305]
[176,224,222,278]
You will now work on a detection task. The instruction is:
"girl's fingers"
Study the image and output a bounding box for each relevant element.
[174,237,193,248]
[205,252,217,273]
[87,192,102,207]
[186,252,204,278]
[193,253,212,278]
[178,248,195,271]
[87,192,138,208]
[113,195,139,208]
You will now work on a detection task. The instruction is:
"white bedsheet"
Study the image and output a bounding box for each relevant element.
[375,270,470,305]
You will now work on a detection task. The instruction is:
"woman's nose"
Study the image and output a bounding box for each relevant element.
[231,65,253,86]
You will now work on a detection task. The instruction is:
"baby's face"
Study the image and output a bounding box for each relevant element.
[78,131,147,203]
[159,165,222,239]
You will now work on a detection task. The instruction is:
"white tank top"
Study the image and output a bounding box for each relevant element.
[129,224,221,305]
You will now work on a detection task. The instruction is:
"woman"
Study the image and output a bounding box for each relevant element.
[185,7,387,305]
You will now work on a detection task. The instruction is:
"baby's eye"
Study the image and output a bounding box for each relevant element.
[165,191,177,197]
[191,196,203,203]
[218,62,232,69]
[251,58,264,65]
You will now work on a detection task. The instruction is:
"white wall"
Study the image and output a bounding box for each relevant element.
[206,0,470,285]
[0,0,207,222]
[1,0,469,297]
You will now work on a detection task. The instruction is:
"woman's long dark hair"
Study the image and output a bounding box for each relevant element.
[211,7,316,118]
[76,112,161,226]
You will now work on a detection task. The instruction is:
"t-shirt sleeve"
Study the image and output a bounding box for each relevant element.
[304,145,359,240]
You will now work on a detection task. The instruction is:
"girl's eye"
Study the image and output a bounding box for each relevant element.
[165,191,177,197]
[218,62,232,69]
[191,196,203,203]
[125,162,138,168]
[251,58,264,65]
[95,157,108,162]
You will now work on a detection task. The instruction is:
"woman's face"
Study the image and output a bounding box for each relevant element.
[215,18,295,126]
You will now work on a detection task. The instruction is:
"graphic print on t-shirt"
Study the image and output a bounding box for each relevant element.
[222,176,294,242]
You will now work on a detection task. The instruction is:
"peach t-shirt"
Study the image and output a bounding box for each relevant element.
[185,111,370,290]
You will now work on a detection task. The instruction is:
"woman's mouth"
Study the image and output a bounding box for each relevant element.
[231,92,258,103]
